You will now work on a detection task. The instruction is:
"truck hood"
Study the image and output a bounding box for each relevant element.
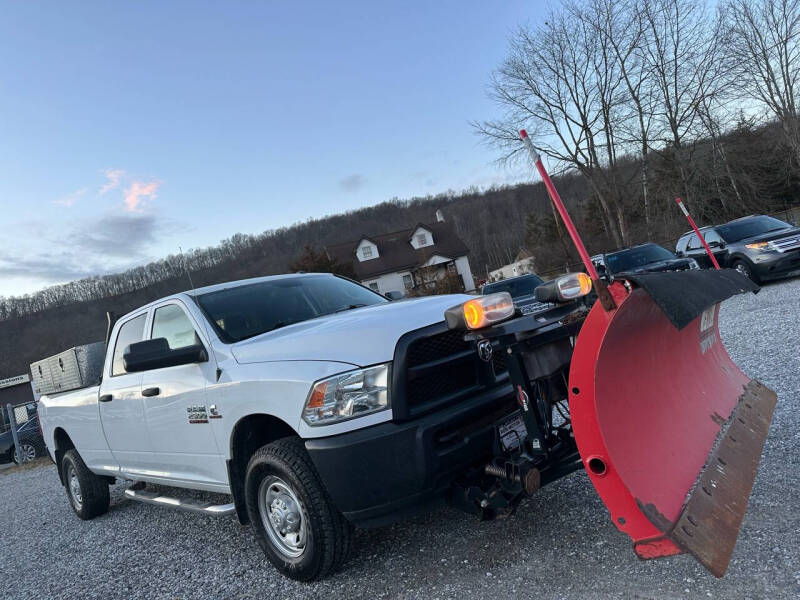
[230,294,472,367]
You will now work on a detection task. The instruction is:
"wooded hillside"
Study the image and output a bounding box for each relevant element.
[1,115,797,378]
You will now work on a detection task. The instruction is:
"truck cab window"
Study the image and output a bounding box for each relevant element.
[152,304,201,350]
[112,314,147,376]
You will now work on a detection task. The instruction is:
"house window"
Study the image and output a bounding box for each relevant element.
[415,233,427,247]
[402,274,413,289]
[361,246,373,259]
[368,282,379,292]
[447,262,457,274]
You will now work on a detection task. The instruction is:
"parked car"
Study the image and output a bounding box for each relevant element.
[592,243,697,280]
[0,410,44,464]
[675,214,800,283]
[481,273,552,314]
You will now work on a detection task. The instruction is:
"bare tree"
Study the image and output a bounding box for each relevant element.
[576,0,658,236]
[639,0,726,206]
[723,0,800,166]
[475,12,629,246]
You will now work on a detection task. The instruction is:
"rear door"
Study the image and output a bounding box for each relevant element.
[684,229,726,268]
[139,300,226,487]
[98,312,150,473]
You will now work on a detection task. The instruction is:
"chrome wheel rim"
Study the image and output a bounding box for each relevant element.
[14,444,36,463]
[67,464,83,509]
[735,263,750,279]
[258,476,307,558]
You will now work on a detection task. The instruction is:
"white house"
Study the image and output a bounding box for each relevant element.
[489,248,537,282]
[326,214,475,296]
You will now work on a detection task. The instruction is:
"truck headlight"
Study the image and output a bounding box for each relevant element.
[302,363,390,426]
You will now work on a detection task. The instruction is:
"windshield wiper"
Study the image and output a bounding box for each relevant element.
[235,321,291,342]
[332,303,368,314]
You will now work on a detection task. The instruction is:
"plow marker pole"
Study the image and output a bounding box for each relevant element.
[519,130,598,280]
[520,130,616,309]
[676,198,720,269]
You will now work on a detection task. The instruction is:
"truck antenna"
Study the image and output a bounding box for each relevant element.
[178,246,196,292]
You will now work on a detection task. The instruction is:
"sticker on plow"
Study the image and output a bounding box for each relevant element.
[699,305,718,354]
[498,413,526,452]
[700,305,716,331]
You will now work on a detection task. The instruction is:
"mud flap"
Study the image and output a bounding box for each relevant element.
[569,269,776,577]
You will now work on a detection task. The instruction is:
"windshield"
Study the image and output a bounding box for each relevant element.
[196,275,387,343]
[605,244,675,274]
[716,216,790,242]
[482,275,543,298]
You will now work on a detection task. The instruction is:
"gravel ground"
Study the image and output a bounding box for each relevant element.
[1,278,798,600]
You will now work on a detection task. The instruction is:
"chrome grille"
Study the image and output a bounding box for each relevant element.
[771,235,800,253]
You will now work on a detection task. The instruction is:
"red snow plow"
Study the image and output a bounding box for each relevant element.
[569,270,776,576]
[444,131,776,578]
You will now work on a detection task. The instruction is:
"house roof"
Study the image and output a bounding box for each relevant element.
[326,221,470,280]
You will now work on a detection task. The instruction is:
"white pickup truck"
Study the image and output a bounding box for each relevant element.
[38,273,532,580]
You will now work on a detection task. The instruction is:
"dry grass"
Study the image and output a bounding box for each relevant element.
[0,457,52,475]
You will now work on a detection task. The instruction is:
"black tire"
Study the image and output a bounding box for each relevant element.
[244,437,353,581]
[733,259,761,284]
[61,449,110,520]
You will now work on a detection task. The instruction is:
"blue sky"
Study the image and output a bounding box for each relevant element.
[0,1,539,297]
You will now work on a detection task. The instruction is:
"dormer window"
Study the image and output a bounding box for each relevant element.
[410,226,433,249]
[357,239,379,261]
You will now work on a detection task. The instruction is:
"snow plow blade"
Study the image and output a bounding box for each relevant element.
[569,270,776,577]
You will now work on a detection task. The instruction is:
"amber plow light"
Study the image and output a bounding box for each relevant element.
[535,273,593,303]
[557,272,592,299]
[460,292,515,330]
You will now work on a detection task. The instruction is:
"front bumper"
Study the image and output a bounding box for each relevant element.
[305,383,514,527]
[749,248,800,279]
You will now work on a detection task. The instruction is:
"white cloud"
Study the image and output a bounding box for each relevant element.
[123,180,161,212]
[53,188,88,208]
[100,168,126,195]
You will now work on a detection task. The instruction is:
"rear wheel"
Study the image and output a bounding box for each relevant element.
[61,449,110,520]
[244,437,353,581]
[733,260,760,284]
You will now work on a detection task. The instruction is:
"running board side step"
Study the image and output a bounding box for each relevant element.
[124,487,235,516]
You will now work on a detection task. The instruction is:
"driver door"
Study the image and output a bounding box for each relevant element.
[139,300,227,487]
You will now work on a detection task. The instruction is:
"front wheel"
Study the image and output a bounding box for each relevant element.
[61,449,110,520]
[244,437,353,581]
[733,259,761,284]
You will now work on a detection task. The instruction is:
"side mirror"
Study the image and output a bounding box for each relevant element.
[384,291,405,301]
[123,338,208,373]
[706,240,721,248]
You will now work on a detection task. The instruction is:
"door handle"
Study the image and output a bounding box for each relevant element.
[99,394,113,403]
[142,387,161,397]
